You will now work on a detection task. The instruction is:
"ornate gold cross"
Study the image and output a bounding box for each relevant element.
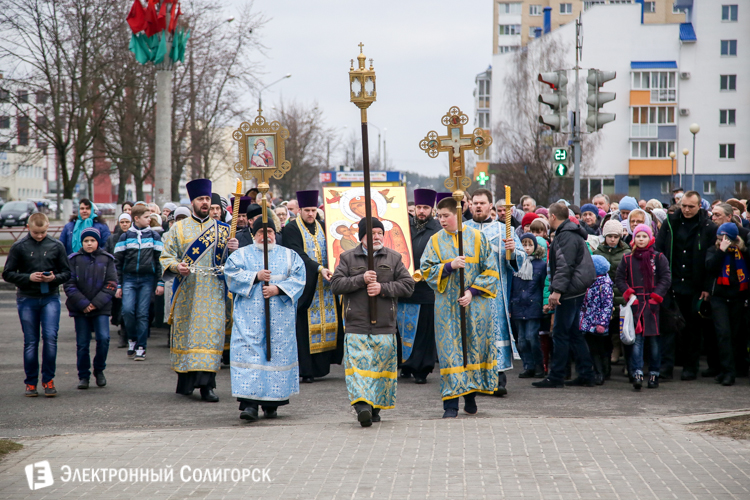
[419,106,493,193]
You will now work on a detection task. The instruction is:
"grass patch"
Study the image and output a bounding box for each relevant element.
[0,440,23,459]
[691,414,750,441]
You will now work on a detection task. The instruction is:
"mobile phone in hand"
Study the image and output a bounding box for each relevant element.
[42,271,51,276]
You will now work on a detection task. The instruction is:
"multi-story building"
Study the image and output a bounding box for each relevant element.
[493,0,685,54]
[484,1,749,203]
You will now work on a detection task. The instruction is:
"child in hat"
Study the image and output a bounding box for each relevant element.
[579,255,614,385]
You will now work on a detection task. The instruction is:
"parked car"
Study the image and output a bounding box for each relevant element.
[96,203,116,216]
[0,200,39,227]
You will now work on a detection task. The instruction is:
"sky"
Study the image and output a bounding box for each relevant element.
[228,0,493,177]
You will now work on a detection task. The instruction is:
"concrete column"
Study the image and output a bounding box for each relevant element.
[154,70,172,206]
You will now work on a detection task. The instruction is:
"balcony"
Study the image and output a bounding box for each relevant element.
[630,124,658,138]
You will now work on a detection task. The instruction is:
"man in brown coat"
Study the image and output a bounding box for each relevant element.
[330,218,415,427]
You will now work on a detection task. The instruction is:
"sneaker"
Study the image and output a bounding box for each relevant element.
[78,379,89,390]
[134,346,146,361]
[25,384,38,397]
[127,340,136,358]
[647,374,659,389]
[42,380,57,397]
[633,373,643,391]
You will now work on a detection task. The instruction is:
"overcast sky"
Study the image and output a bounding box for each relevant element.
[230,0,493,177]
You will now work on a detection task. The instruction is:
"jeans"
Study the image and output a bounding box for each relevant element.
[629,335,661,376]
[17,295,60,386]
[514,318,542,371]
[121,274,155,349]
[74,315,110,380]
[711,296,747,377]
[548,295,594,383]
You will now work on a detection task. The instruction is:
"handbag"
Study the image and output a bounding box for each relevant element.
[619,295,637,346]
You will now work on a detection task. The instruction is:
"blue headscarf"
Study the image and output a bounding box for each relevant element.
[71,204,96,253]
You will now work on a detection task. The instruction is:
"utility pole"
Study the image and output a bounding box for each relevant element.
[573,14,582,206]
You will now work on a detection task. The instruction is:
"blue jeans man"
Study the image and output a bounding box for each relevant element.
[18,295,60,386]
[547,295,595,384]
[513,318,543,372]
[121,275,155,350]
[74,315,110,380]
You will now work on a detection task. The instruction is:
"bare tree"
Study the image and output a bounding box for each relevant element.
[492,35,599,205]
[0,0,127,212]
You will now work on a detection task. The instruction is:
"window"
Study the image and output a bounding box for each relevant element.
[476,80,490,109]
[529,4,542,15]
[703,181,717,195]
[17,90,28,103]
[478,111,490,129]
[720,109,736,125]
[721,40,737,56]
[498,2,522,14]
[630,141,676,159]
[722,5,738,21]
[719,144,736,159]
[735,181,747,194]
[560,3,573,14]
[17,115,29,146]
[584,1,606,9]
[720,74,737,90]
[631,71,677,102]
[497,45,518,53]
[35,91,48,105]
[499,24,521,35]
[672,2,685,14]
[631,106,675,137]
[643,2,655,13]
[0,116,8,129]
[660,181,671,194]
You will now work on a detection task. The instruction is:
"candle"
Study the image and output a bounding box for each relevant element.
[235,178,243,194]
[505,185,511,260]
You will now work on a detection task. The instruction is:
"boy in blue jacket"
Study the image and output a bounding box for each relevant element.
[64,227,118,389]
[114,205,164,360]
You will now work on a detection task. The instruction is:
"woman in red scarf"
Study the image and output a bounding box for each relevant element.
[615,224,671,390]
[705,222,750,386]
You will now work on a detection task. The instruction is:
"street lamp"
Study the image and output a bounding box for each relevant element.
[682,148,689,189]
[689,123,700,191]
[669,151,676,191]
[258,73,292,113]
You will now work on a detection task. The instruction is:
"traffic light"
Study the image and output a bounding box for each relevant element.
[552,147,569,177]
[586,69,616,132]
[538,70,569,132]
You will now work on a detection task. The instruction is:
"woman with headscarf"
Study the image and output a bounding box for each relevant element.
[60,198,111,255]
[622,208,652,246]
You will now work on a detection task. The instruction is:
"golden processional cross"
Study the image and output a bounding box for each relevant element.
[419,106,492,367]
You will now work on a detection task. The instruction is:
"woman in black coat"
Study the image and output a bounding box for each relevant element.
[616,224,671,390]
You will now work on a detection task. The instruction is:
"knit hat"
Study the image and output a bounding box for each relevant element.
[80,227,102,247]
[598,209,606,218]
[118,213,132,222]
[581,203,598,216]
[150,213,162,226]
[618,196,639,212]
[535,207,548,217]
[520,232,538,252]
[632,223,653,240]
[163,202,177,213]
[717,222,739,241]
[252,216,279,234]
[358,217,386,242]
[651,208,667,224]
[173,207,191,219]
[246,203,262,219]
[592,255,611,276]
[521,212,539,228]
[602,220,624,237]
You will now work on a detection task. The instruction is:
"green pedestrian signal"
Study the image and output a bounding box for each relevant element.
[475,171,490,186]
[554,148,568,162]
[554,163,569,177]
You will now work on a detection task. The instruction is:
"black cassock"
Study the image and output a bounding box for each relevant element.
[281,218,344,378]
[398,216,442,379]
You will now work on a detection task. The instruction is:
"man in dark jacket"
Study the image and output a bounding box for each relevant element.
[398,189,442,383]
[331,218,415,427]
[64,227,118,389]
[655,191,718,380]
[533,203,597,388]
[2,213,71,397]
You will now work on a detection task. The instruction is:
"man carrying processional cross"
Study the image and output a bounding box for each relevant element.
[160,179,238,403]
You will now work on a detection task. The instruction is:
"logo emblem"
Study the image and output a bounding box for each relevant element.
[25,461,54,490]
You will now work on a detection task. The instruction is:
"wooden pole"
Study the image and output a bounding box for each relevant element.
[453,188,468,368]
[505,185,512,261]
[360,111,377,325]
[259,180,272,361]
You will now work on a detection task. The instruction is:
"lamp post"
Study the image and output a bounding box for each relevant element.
[689,123,700,191]
[348,43,378,324]
[682,148,689,189]
[669,151,676,192]
[258,73,292,113]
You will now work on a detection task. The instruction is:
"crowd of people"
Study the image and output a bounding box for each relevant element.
[3,181,748,426]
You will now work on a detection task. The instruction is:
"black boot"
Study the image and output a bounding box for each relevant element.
[603,357,612,380]
[493,372,508,397]
[200,387,219,402]
[117,328,127,348]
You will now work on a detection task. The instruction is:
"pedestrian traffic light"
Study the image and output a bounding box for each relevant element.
[586,69,616,132]
[538,70,569,133]
[552,147,569,177]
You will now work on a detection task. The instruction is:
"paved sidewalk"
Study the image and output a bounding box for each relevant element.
[2,413,749,499]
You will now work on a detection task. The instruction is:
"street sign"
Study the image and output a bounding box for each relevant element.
[554,163,569,177]
[553,148,568,162]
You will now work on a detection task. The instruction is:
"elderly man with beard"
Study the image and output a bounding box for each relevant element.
[331,218,415,427]
[224,218,306,421]
[160,179,238,402]
[464,188,525,395]
[397,189,442,384]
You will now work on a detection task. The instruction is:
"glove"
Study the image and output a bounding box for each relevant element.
[595,325,606,334]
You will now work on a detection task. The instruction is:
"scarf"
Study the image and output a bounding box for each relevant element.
[632,245,656,293]
[71,209,96,253]
[717,246,749,291]
[514,255,535,280]
[414,216,431,233]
